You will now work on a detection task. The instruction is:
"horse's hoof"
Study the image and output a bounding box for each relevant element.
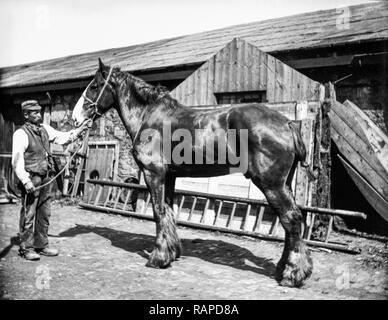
[146,253,172,269]
[276,252,313,288]
[277,271,305,288]
[278,268,308,288]
[146,249,174,269]
[279,278,295,288]
[145,259,171,269]
[279,276,307,288]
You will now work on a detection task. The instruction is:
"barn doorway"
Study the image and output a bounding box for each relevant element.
[331,143,388,236]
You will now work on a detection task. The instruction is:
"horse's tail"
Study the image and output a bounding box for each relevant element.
[288,122,317,180]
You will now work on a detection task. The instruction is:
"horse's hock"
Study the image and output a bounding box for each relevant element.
[79,38,366,253]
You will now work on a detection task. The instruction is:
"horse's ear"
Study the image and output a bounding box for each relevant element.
[98,58,105,71]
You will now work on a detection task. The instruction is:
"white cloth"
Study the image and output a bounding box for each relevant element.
[12,124,81,185]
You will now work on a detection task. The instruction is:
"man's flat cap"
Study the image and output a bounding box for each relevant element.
[21,100,41,111]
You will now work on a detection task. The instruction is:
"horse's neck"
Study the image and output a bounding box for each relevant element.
[111,73,144,140]
[116,100,144,141]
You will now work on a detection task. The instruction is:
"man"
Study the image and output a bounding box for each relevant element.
[12,100,91,261]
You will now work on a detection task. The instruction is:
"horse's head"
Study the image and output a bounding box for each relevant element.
[72,58,116,127]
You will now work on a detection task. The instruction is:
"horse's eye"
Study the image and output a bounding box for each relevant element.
[90,83,98,90]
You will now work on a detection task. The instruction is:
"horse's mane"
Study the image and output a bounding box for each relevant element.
[116,67,181,109]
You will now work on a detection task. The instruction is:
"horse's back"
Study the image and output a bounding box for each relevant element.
[174,103,289,131]
[227,103,290,127]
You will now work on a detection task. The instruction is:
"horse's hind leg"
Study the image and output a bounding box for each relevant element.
[143,170,181,268]
[252,178,313,287]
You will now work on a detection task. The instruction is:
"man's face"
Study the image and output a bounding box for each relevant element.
[25,110,42,125]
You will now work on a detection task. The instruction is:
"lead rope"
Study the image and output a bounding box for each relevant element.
[34,68,116,192]
[33,139,85,191]
[34,114,97,192]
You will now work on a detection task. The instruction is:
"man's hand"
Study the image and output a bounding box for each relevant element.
[24,180,35,194]
[82,119,93,131]
[75,119,93,139]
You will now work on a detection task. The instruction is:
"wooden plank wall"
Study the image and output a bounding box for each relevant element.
[171,37,321,106]
[0,112,14,154]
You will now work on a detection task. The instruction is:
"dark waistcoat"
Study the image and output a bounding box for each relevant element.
[21,123,50,176]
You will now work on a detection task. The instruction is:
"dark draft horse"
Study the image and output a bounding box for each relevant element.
[72,59,313,287]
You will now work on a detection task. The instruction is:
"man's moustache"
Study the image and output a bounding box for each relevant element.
[30,118,43,124]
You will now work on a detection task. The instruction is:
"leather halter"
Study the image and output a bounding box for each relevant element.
[82,66,147,153]
[82,66,115,118]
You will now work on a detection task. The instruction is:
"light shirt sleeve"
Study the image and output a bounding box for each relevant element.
[42,124,80,146]
[11,129,31,185]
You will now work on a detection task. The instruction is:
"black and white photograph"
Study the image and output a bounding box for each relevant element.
[0,0,387,305]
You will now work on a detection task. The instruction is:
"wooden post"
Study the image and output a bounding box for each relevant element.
[311,82,333,239]
[71,130,90,198]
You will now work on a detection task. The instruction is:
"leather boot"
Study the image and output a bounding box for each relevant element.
[36,247,59,257]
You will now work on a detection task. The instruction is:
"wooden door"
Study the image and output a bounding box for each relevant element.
[84,141,119,202]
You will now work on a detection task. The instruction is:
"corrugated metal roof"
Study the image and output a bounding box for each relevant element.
[0,2,387,89]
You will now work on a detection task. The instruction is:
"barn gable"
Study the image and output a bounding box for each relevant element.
[171,37,320,105]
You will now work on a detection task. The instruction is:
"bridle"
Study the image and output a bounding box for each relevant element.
[82,66,115,119]
[81,65,147,153]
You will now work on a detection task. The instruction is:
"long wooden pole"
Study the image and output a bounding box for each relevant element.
[70,129,90,198]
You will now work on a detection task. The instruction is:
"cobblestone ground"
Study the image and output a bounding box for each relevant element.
[0,202,387,300]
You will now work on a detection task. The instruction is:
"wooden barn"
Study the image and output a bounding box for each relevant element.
[0,2,387,234]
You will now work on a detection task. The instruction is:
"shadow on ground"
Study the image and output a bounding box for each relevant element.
[57,224,276,279]
[0,236,20,259]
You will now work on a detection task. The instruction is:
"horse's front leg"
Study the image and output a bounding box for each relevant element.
[143,171,181,268]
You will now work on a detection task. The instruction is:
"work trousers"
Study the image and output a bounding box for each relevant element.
[19,174,52,253]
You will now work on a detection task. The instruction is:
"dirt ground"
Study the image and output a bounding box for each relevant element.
[0,201,387,300]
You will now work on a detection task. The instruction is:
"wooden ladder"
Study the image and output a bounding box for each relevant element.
[80,179,366,254]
